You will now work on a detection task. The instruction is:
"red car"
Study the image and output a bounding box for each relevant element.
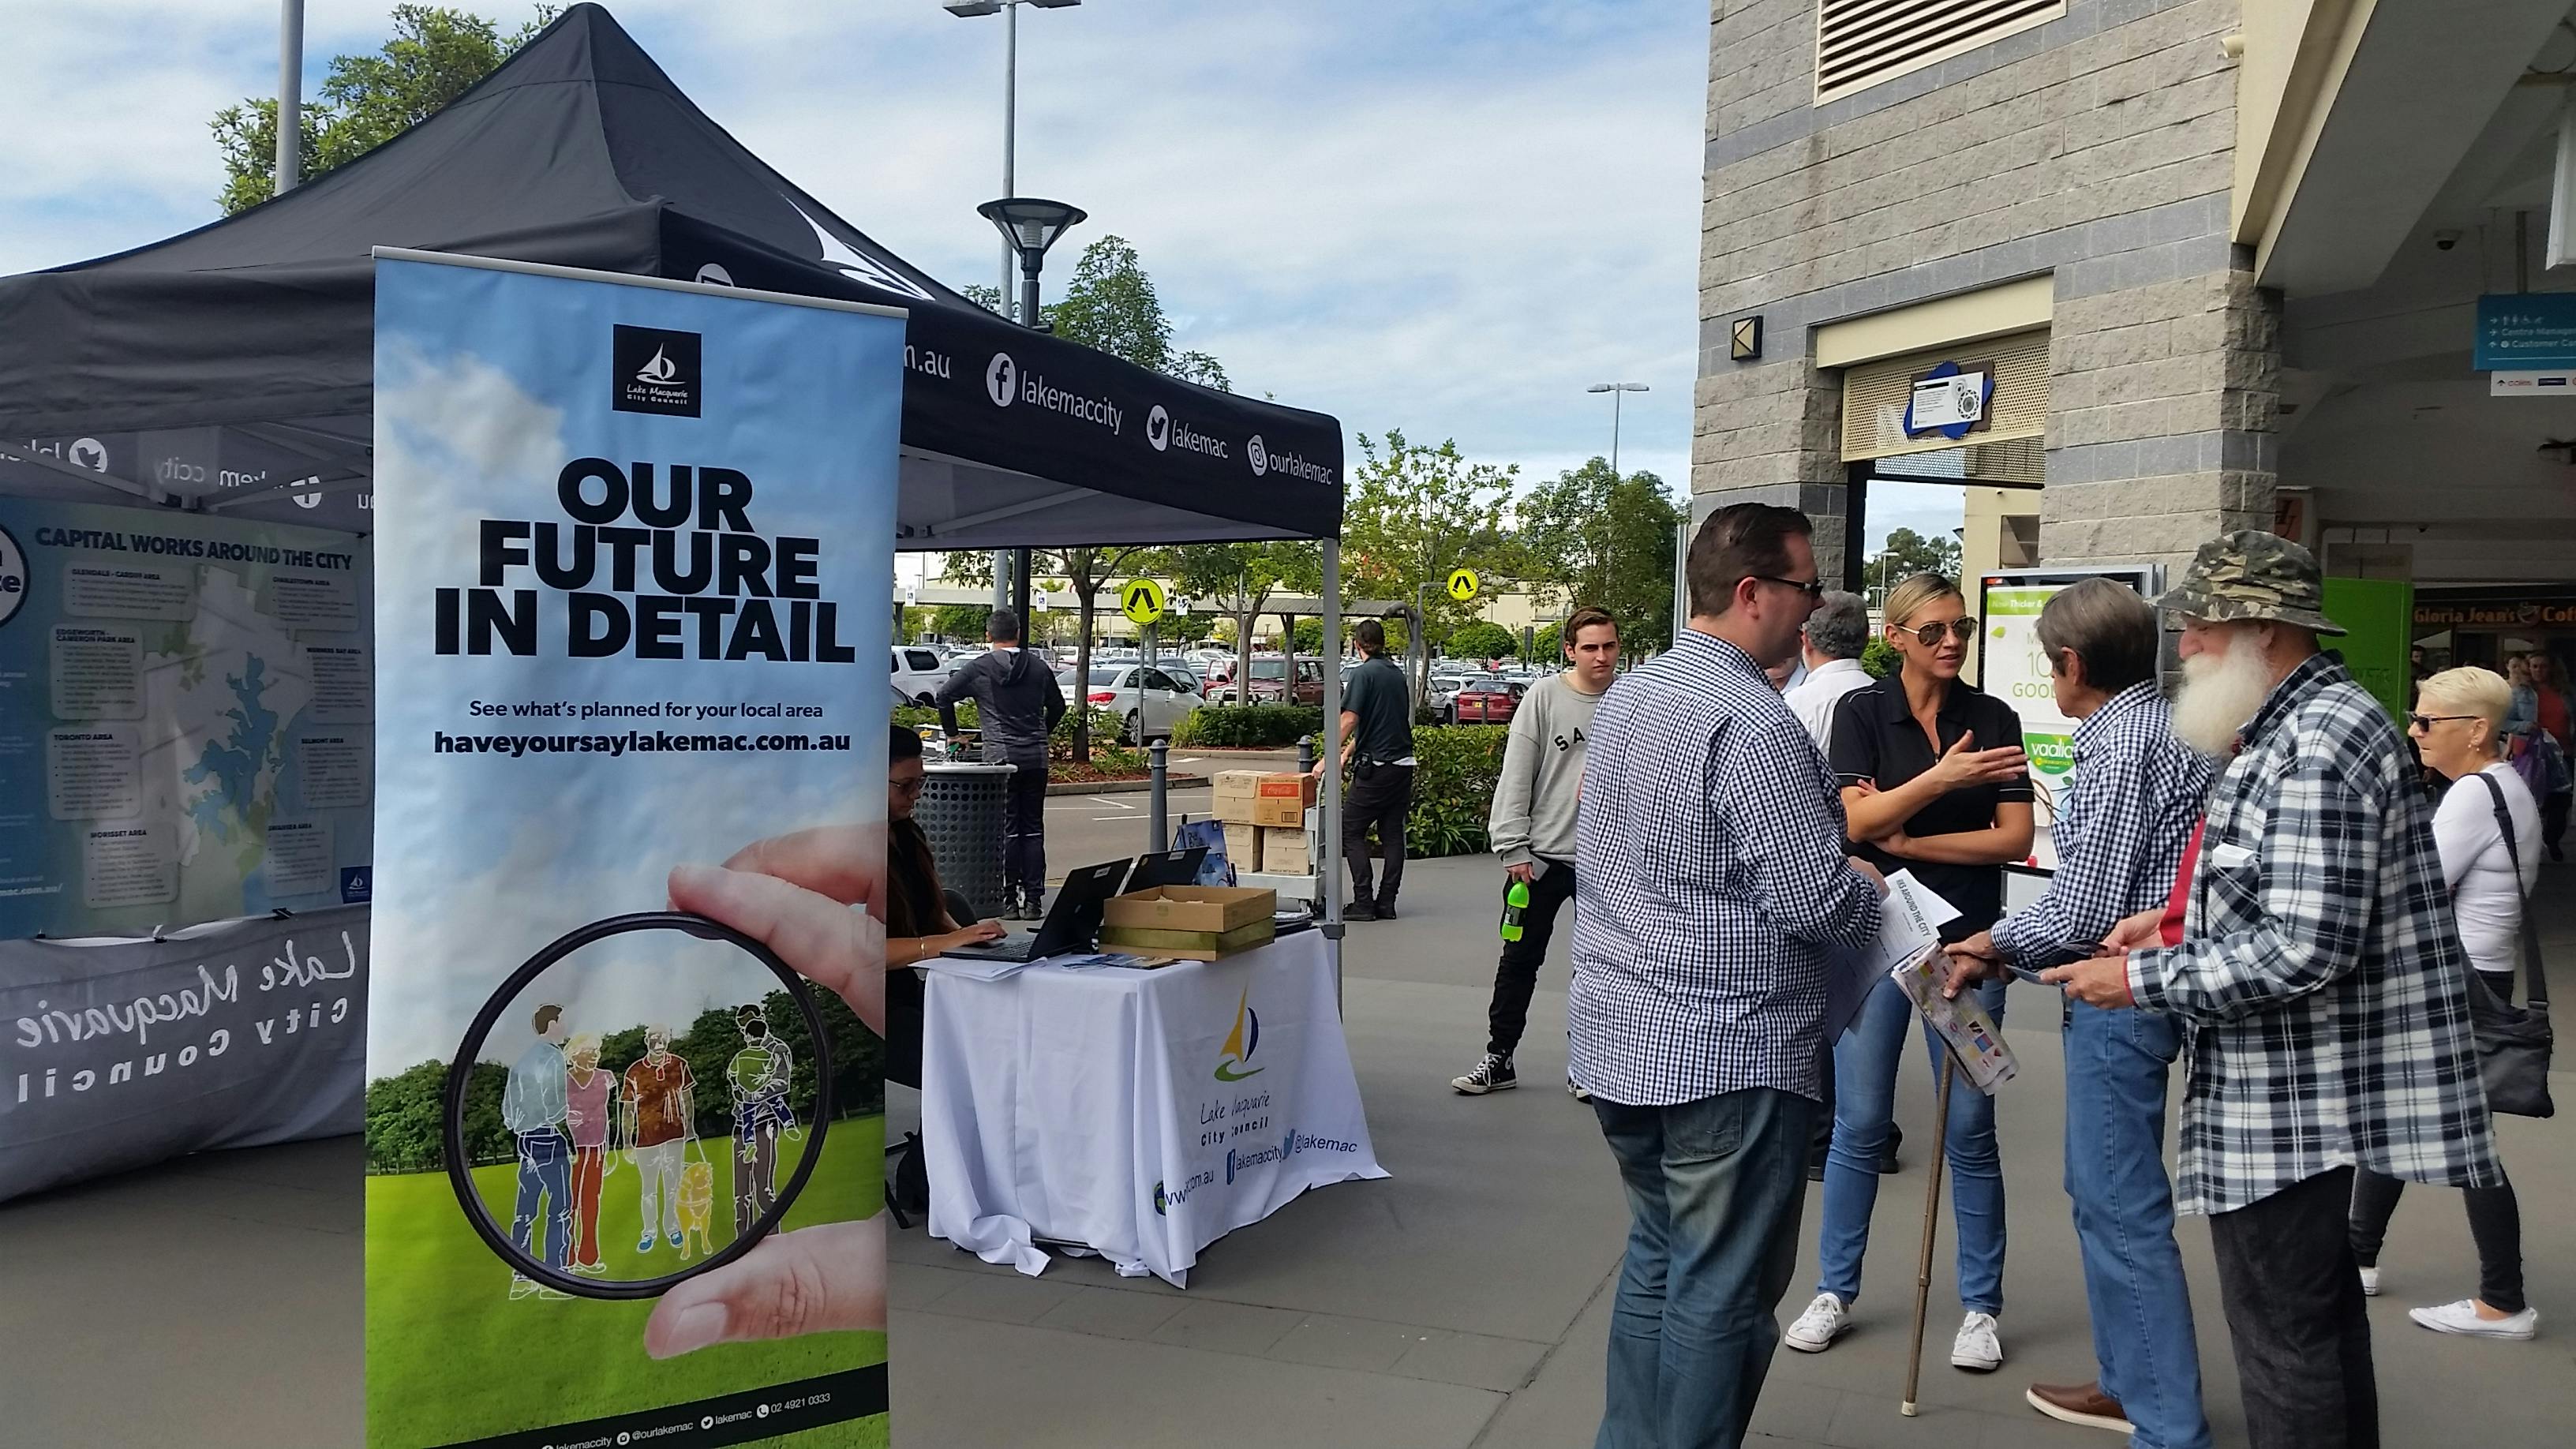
[1208,657,1325,706]
[1447,677,1524,724]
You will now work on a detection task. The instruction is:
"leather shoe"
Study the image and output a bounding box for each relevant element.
[2024,1381,2132,1435]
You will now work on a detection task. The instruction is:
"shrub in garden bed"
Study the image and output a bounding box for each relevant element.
[1174,704,1323,750]
[1398,724,1509,858]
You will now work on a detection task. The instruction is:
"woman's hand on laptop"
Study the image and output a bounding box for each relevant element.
[939,919,1008,951]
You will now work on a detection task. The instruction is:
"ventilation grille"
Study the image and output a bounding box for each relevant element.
[1815,0,2064,104]
[1841,329,2050,481]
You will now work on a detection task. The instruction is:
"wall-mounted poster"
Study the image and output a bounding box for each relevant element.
[366,249,904,1448]
[0,498,373,938]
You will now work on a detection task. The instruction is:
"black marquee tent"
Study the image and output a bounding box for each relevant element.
[0,2,1344,550]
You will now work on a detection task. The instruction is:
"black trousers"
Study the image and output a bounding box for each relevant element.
[1343,762,1413,906]
[2545,788,2570,853]
[1485,863,1577,1056]
[1002,754,1048,897]
[2209,1166,2377,1449]
[2349,1166,2525,1314]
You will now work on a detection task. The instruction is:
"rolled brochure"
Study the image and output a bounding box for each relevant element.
[1877,870,2017,1095]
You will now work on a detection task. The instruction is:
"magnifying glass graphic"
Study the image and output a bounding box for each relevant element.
[441,912,836,1301]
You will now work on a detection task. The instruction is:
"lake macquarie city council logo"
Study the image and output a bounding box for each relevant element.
[1214,987,1264,1082]
[612,324,702,417]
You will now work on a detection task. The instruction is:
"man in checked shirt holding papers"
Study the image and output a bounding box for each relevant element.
[1571,503,1886,1449]
[2041,533,2499,1449]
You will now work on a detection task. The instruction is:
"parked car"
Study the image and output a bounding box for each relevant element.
[1208,656,1326,706]
[890,646,949,705]
[1063,664,1201,743]
[1446,676,1525,725]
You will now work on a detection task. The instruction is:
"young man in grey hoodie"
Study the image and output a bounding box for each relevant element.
[1454,607,1620,1097]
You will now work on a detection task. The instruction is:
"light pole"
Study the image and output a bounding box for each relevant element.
[942,0,1082,324]
[980,196,1086,635]
[276,1,304,194]
[1586,381,1649,479]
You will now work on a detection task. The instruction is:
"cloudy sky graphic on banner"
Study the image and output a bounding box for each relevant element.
[366,315,888,1074]
[0,0,1707,495]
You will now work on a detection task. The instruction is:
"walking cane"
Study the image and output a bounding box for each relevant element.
[1900,1055,1959,1417]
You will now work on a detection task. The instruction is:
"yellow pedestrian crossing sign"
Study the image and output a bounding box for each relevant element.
[1121,577,1166,627]
[1446,567,1480,604]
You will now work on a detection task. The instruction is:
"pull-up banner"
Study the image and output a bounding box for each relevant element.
[368,251,902,1448]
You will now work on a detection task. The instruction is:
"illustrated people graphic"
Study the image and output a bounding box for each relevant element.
[562,1035,612,1275]
[501,1002,575,1300]
[620,1024,697,1255]
[726,1003,795,1237]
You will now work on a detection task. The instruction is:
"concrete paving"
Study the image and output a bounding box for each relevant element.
[5,854,2574,1447]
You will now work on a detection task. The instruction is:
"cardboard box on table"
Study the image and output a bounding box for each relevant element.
[1100,886,1279,960]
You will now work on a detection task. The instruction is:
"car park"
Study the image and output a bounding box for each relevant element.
[1063,664,1202,743]
[1208,656,1325,706]
[890,646,949,704]
[1446,676,1525,725]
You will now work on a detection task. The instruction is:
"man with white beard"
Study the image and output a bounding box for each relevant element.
[2040,532,2498,1449]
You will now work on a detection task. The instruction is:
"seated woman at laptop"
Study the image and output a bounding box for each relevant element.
[884,724,1007,1089]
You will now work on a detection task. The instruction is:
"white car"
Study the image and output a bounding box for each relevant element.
[891,646,949,705]
[1063,664,1201,743]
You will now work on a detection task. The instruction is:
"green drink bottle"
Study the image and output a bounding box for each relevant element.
[1501,878,1530,942]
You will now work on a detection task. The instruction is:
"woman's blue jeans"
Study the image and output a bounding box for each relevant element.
[1816,974,2006,1315]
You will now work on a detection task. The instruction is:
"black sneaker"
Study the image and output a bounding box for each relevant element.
[1451,1054,1517,1094]
[1879,1122,1902,1174]
[1375,900,1399,920]
[1015,890,1045,923]
[1345,900,1379,922]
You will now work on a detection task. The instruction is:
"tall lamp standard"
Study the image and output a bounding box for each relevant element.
[979,197,1087,631]
[1586,381,1649,479]
[942,0,1082,324]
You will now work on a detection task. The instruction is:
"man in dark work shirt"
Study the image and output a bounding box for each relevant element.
[1316,618,1416,919]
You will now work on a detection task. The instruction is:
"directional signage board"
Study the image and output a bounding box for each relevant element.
[1121,577,1166,626]
[1447,567,1479,603]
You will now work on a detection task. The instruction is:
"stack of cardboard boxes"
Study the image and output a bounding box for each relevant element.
[1211,769,1319,875]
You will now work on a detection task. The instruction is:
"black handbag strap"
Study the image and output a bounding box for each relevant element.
[2476,770,2550,1009]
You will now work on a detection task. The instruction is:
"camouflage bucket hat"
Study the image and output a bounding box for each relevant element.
[2155,530,2346,636]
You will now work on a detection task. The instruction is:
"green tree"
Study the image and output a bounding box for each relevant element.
[1866,526,1963,607]
[211,5,557,214]
[1516,458,1685,646]
[930,603,991,642]
[1447,620,1516,664]
[1342,430,1516,702]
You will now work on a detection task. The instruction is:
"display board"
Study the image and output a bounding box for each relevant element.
[2322,576,2416,726]
[365,252,902,1448]
[0,500,373,938]
[1976,565,2160,875]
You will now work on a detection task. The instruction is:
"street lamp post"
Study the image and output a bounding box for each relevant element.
[276,0,304,194]
[942,0,1082,324]
[1586,381,1649,478]
[980,195,1087,636]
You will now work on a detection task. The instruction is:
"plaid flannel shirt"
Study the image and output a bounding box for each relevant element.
[2128,653,2500,1215]
[1569,630,1884,1106]
[1990,682,2212,967]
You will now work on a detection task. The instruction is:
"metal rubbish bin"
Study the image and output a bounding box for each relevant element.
[919,762,1015,919]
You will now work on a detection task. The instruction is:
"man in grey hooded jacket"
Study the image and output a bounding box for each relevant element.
[935,608,1067,918]
[1452,608,1619,1098]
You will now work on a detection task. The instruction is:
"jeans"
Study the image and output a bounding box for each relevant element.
[510,1127,573,1271]
[1592,1087,1815,1449]
[2209,1167,2377,1449]
[1343,762,1413,906]
[1487,863,1577,1056]
[734,1121,781,1236]
[2349,1166,2526,1314]
[1817,975,2006,1313]
[1002,751,1049,898]
[2063,1002,2209,1449]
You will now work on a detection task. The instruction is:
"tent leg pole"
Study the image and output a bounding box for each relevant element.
[1320,538,1343,1016]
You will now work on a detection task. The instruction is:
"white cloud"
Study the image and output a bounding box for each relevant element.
[2,0,1711,492]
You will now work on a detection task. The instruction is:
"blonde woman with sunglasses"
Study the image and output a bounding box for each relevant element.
[1788,573,2032,1372]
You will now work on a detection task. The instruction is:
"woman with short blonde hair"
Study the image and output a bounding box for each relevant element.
[2349,665,2541,1339]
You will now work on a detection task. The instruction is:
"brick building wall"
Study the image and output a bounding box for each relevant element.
[1695,0,2276,582]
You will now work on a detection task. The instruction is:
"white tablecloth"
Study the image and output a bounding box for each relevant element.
[920,930,1386,1286]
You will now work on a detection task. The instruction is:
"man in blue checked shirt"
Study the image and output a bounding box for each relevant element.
[2041,533,2499,1449]
[1571,503,1885,1449]
[1944,578,2215,1448]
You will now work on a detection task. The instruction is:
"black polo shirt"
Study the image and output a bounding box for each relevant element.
[1828,668,2031,933]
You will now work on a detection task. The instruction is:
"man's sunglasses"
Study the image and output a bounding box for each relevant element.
[1750,575,1825,600]
[1899,617,1979,646]
[2407,713,2481,732]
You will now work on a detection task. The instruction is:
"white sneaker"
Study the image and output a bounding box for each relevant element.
[2359,1265,2380,1297]
[2409,1298,2537,1340]
[1952,1311,2004,1372]
[1784,1293,1850,1353]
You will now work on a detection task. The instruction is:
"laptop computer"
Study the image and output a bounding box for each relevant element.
[1122,846,1208,893]
[943,861,1130,964]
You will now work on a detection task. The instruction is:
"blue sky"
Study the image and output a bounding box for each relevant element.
[2,0,1715,499]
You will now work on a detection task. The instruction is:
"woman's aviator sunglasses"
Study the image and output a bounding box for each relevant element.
[1899,617,1979,646]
